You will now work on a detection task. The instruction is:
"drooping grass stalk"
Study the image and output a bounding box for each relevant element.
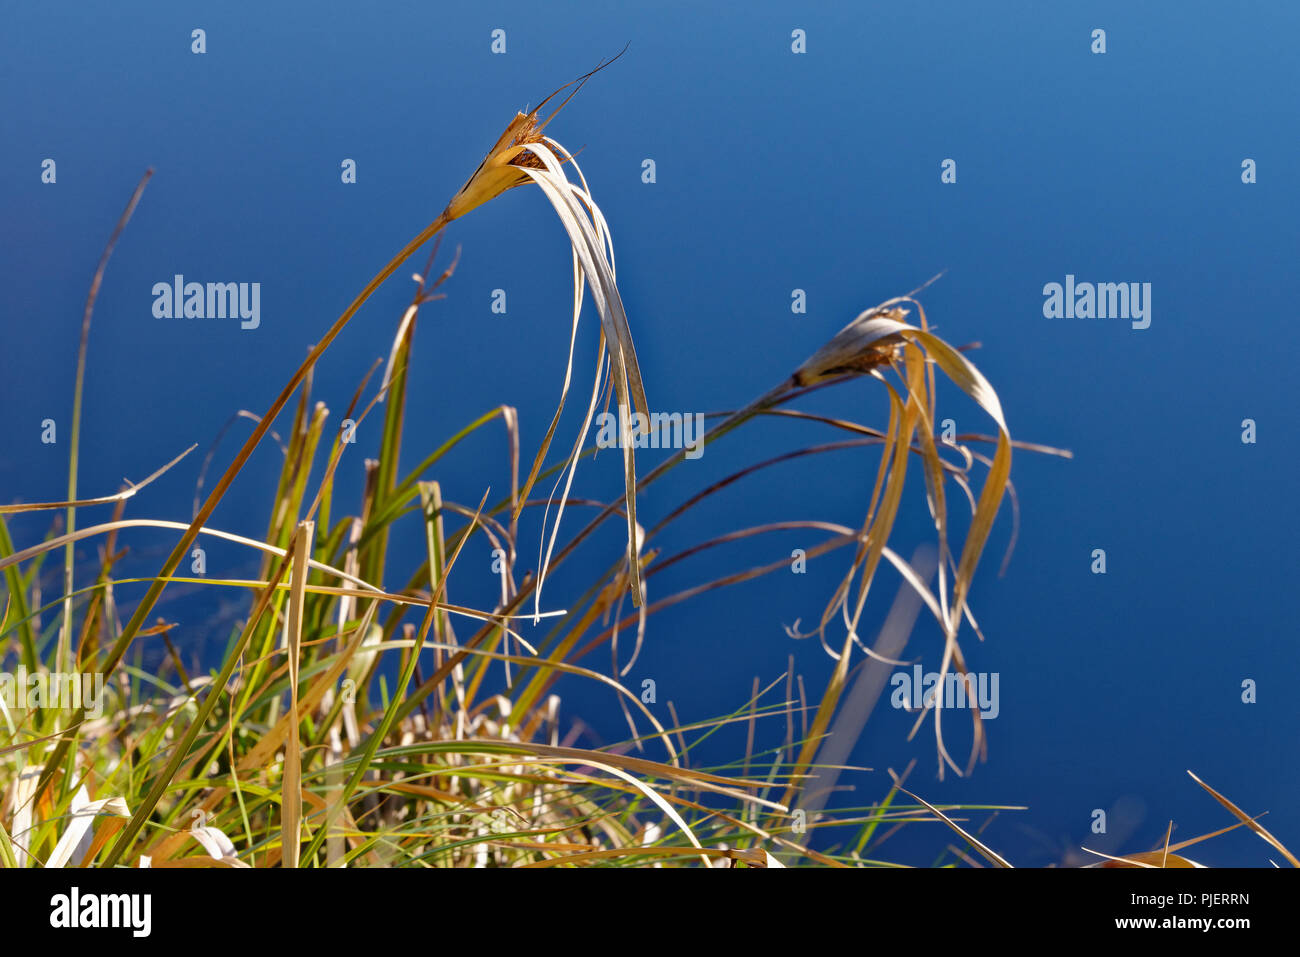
[36,72,638,805]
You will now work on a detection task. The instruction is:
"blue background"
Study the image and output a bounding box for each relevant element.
[2,1,1296,866]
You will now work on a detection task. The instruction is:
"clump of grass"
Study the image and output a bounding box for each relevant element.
[0,68,1188,869]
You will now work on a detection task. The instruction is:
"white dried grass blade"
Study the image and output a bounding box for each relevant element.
[379,303,419,398]
[535,345,609,624]
[0,690,14,737]
[191,824,240,862]
[533,140,647,414]
[517,140,648,612]
[516,244,587,528]
[10,765,40,867]
[569,758,709,868]
[46,787,130,868]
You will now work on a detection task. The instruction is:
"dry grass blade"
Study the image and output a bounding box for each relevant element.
[1084,848,1203,868]
[797,547,936,828]
[898,785,1012,868]
[60,168,153,676]
[516,139,649,614]
[45,790,131,869]
[281,520,314,868]
[1187,770,1299,867]
[559,758,709,868]
[9,766,41,867]
[0,445,195,514]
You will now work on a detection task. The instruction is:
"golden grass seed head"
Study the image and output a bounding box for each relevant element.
[444,111,553,221]
[792,306,910,386]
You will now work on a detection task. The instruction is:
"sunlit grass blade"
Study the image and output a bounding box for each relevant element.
[1187,770,1299,867]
